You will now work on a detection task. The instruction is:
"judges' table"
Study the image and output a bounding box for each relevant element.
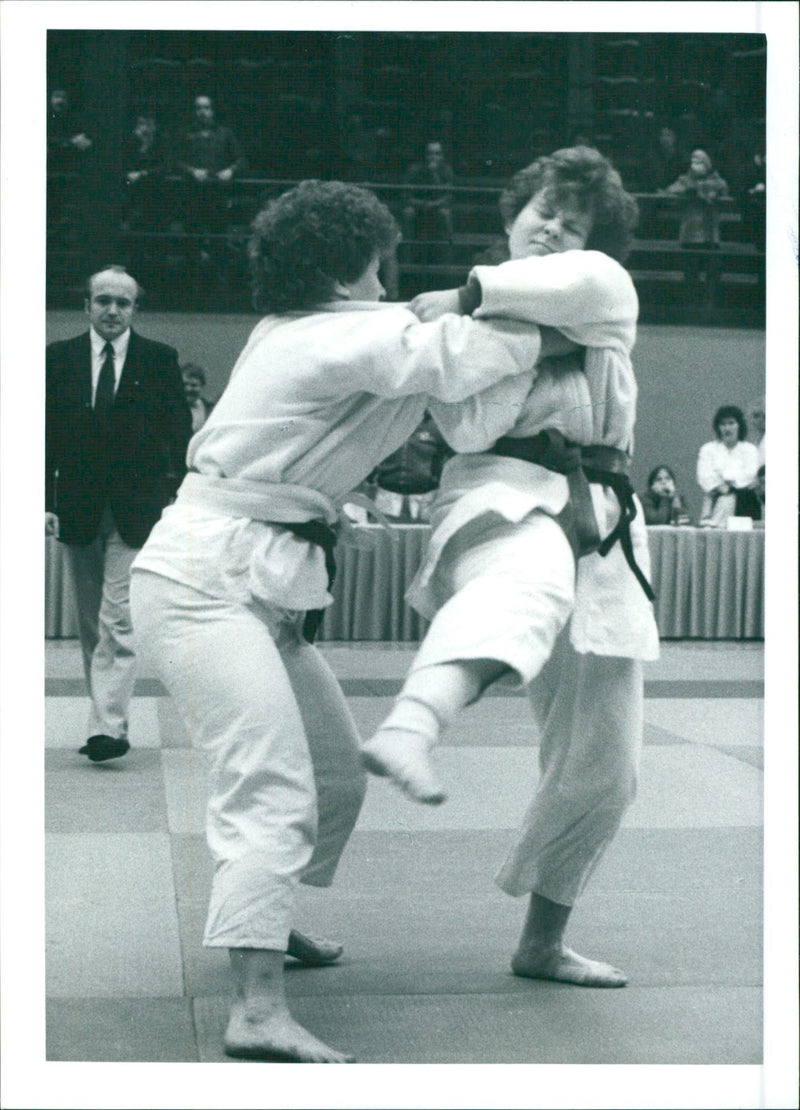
[45,524,764,641]
[645,524,764,639]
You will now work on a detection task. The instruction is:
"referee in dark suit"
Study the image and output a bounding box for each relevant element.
[45,266,192,762]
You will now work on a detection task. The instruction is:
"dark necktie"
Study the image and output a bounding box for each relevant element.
[94,341,116,419]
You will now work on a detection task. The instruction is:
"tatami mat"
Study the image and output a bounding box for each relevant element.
[43,638,764,1068]
[46,833,184,997]
[192,985,761,1065]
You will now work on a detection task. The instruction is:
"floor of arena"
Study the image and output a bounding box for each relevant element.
[44,636,763,1066]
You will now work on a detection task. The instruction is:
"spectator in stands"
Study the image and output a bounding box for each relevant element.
[640,465,691,525]
[47,87,93,227]
[372,412,454,523]
[181,363,216,432]
[697,404,760,526]
[643,124,685,192]
[731,149,766,251]
[664,148,730,248]
[122,114,170,229]
[664,148,730,301]
[47,87,92,162]
[178,94,246,243]
[48,87,91,148]
[401,140,455,244]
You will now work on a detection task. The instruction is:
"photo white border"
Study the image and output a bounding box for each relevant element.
[1,3,796,1108]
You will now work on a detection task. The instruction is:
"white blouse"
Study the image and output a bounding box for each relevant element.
[696,439,760,492]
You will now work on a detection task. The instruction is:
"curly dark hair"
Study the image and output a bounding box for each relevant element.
[713,405,748,440]
[498,146,639,263]
[248,180,399,313]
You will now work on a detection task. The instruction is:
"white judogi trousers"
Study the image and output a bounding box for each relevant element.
[129,569,366,950]
[62,508,139,740]
[408,511,643,907]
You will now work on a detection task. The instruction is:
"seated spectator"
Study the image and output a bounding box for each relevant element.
[181,363,216,432]
[729,146,766,252]
[697,405,760,527]
[664,148,730,248]
[401,140,455,244]
[643,124,685,192]
[47,87,93,228]
[371,412,454,523]
[748,395,766,467]
[640,465,691,525]
[47,87,92,164]
[178,94,246,242]
[122,114,170,228]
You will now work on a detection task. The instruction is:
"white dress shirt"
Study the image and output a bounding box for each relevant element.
[90,327,131,405]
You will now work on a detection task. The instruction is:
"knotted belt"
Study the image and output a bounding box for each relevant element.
[183,468,338,643]
[281,520,338,642]
[490,429,655,600]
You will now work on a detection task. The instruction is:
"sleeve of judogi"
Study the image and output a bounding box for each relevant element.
[471,250,638,353]
[426,372,536,453]
[342,307,542,404]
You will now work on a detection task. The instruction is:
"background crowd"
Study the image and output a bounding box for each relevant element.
[47,30,766,320]
[46,30,767,527]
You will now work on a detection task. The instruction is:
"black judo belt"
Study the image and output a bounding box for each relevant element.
[491,428,655,601]
[281,520,339,642]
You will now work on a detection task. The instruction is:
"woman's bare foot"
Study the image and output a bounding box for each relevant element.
[224,1001,355,1062]
[360,731,446,804]
[286,929,343,967]
[511,945,627,988]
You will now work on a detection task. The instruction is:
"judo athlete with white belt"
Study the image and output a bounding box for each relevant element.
[362,147,660,990]
[129,180,545,1062]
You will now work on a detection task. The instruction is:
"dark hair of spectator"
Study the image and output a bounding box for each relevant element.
[181,363,207,385]
[647,464,676,489]
[498,145,639,263]
[248,179,399,313]
[84,265,145,303]
[712,405,747,440]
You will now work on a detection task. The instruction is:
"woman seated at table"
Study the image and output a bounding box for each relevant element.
[640,464,691,525]
[697,405,760,527]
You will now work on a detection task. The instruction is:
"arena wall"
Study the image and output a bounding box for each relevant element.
[45,312,766,523]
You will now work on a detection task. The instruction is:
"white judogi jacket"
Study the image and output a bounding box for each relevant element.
[412,250,660,661]
[133,301,540,610]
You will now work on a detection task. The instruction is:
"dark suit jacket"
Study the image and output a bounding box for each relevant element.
[46,329,192,548]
